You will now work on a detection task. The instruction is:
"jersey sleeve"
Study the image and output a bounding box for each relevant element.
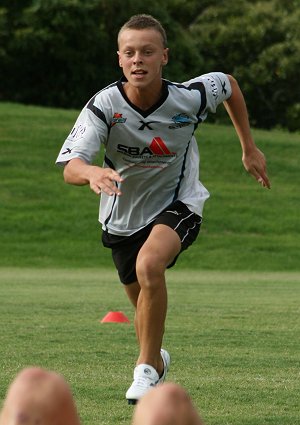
[184,72,232,114]
[200,72,232,112]
[55,103,109,166]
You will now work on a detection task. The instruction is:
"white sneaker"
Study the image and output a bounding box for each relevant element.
[126,350,171,404]
[158,349,171,383]
[126,364,159,404]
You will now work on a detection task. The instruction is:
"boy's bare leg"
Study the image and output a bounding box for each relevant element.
[132,383,204,425]
[134,224,181,374]
[124,281,141,343]
[0,367,81,425]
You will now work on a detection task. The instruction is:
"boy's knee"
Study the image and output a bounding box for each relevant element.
[136,252,165,286]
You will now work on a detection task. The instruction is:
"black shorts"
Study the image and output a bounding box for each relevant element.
[102,200,202,284]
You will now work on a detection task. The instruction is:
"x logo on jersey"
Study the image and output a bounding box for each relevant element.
[138,120,160,130]
[62,148,73,155]
[221,81,227,95]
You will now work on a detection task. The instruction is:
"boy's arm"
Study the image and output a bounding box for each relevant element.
[224,75,270,189]
[63,158,123,196]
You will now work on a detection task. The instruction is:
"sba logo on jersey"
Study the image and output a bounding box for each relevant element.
[117,137,175,156]
[117,137,176,169]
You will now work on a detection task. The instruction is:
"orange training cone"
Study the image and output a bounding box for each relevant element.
[100,311,130,324]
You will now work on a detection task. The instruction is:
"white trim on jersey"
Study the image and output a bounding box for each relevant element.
[56,72,232,236]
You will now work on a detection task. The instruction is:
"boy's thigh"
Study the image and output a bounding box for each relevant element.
[137,223,181,268]
[102,222,153,284]
[101,200,202,284]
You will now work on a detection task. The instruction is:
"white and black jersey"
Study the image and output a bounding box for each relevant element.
[56,72,232,236]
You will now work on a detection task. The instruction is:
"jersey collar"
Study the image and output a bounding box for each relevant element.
[117,76,169,118]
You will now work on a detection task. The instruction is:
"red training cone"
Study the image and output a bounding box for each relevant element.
[100,311,130,324]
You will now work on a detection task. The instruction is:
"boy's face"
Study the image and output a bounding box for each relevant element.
[117,28,168,90]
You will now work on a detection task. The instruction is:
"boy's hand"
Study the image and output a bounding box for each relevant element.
[242,147,271,189]
[63,158,124,196]
[88,166,124,196]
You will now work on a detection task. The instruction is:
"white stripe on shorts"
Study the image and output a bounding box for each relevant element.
[181,219,201,243]
[173,213,195,242]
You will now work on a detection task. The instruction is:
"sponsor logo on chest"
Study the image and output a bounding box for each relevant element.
[117,137,175,158]
[117,137,177,169]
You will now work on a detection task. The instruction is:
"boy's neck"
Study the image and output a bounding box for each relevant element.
[123,81,163,111]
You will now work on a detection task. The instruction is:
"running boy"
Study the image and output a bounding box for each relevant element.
[56,14,270,404]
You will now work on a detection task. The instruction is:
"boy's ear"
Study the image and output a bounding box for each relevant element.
[117,51,122,68]
[162,48,169,66]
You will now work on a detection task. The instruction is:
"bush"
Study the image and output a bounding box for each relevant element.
[0,0,299,130]
[189,0,300,130]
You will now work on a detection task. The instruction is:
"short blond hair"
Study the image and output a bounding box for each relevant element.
[118,14,168,48]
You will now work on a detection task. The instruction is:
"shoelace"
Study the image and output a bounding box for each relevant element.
[134,376,157,388]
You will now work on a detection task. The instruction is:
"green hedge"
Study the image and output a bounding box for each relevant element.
[0,0,299,130]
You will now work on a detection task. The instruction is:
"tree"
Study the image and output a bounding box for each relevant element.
[189,0,300,130]
[0,0,299,130]
[0,0,112,106]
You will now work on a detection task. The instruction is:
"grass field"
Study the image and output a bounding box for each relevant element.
[0,268,299,425]
[0,102,300,424]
